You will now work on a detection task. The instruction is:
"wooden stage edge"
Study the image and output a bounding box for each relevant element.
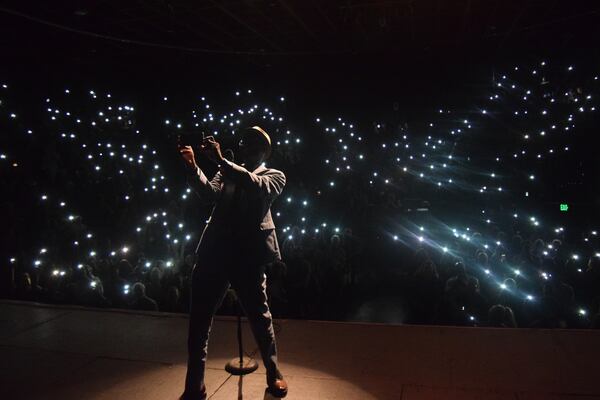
[1,300,599,400]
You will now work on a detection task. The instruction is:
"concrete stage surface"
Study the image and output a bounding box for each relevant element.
[1,300,598,400]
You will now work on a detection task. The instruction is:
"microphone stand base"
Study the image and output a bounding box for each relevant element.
[225,356,259,375]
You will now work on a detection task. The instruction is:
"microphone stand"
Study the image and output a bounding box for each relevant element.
[222,148,258,375]
[224,289,259,375]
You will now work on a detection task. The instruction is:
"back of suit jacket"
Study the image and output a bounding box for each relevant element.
[186,160,285,266]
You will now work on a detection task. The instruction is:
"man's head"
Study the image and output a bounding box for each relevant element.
[132,282,146,298]
[454,261,467,277]
[237,126,272,166]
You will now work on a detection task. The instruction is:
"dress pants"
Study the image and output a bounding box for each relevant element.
[183,230,280,394]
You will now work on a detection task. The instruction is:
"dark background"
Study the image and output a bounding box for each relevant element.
[2,0,600,122]
[2,0,599,220]
[2,1,600,326]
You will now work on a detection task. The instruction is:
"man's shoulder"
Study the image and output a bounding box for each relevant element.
[258,166,285,177]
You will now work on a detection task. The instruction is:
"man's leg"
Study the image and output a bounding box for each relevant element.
[230,263,281,383]
[183,258,230,395]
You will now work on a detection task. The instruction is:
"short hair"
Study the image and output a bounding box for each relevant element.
[132,282,146,297]
[488,304,517,327]
[245,126,272,159]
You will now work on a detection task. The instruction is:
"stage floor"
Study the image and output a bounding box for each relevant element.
[0,300,598,400]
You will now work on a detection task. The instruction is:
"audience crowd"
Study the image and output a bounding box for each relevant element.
[2,80,599,330]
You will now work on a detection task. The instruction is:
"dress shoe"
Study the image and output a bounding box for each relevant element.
[266,376,288,398]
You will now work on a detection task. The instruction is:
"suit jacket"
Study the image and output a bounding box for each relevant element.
[186,159,285,266]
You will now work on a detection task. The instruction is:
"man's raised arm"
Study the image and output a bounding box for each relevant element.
[186,166,222,204]
[218,158,286,201]
[178,143,222,204]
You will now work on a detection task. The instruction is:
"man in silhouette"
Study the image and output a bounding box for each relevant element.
[178,126,288,399]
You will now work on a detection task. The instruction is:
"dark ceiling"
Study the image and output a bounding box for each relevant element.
[2,1,599,59]
[1,1,599,116]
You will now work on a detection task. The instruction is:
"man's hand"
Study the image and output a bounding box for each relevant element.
[199,137,224,164]
[178,144,198,173]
